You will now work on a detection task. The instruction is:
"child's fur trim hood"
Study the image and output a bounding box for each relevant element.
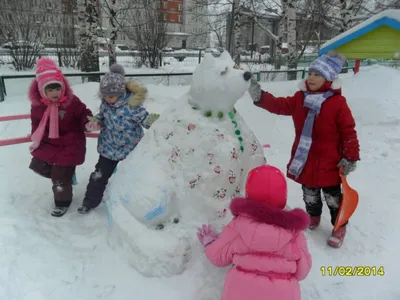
[126,80,148,108]
[230,197,310,231]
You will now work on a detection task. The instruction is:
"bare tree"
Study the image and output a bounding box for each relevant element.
[286,0,297,79]
[54,0,80,68]
[124,0,170,68]
[100,0,135,66]
[0,0,48,70]
[78,0,100,78]
[207,10,229,48]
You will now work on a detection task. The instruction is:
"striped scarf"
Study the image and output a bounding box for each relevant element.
[288,90,335,178]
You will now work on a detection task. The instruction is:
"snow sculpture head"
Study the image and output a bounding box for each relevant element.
[188,51,253,117]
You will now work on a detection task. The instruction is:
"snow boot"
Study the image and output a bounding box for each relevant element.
[51,206,69,217]
[327,225,346,248]
[77,205,92,214]
[309,216,321,230]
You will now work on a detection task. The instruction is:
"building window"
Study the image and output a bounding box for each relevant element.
[178,3,182,11]
[163,1,167,9]
[163,13,168,21]
[178,15,182,22]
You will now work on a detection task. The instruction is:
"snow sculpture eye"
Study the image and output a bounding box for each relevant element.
[220,66,228,75]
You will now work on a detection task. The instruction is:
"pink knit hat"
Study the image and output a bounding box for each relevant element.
[35,58,66,102]
[245,165,287,209]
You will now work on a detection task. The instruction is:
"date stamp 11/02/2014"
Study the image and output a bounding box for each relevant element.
[320,266,385,276]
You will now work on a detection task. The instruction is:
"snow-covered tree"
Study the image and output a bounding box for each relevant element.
[123,0,170,68]
[286,0,297,79]
[0,0,48,70]
[78,0,100,78]
[233,0,242,65]
[100,0,135,66]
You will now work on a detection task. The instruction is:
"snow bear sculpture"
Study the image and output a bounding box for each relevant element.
[105,51,266,278]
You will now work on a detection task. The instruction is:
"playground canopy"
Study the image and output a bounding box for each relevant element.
[319,9,400,60]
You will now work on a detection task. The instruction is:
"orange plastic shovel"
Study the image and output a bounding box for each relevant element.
[333,167,359,232]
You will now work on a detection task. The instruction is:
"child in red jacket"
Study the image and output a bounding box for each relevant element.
[248,51,360,248]
[28,58,93,217]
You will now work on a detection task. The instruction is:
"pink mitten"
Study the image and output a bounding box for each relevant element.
[197,224,218,247]
[85,120,101,132]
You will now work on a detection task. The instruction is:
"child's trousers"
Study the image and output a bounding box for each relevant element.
[82,155,119,209]
[302,184,348,226]
[29,157,76,207]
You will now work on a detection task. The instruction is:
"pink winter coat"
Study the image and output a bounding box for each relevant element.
[204,198,312,300]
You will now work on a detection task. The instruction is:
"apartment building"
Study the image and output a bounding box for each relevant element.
[99,0,210,50]
[0,0,82,47]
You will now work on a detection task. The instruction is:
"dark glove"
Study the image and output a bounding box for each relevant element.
[248,77,262,103]
[337,158,357,176]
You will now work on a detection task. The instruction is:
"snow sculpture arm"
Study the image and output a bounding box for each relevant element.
[254,90,301,116]
[337,97,360,162]
[203,220,238,267]
[293,231,312,281]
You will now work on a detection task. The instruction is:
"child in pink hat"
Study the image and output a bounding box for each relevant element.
[197,164,312,300]
[28,58,93,217]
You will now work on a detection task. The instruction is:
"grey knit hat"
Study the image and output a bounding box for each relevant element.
[100,64,126,97]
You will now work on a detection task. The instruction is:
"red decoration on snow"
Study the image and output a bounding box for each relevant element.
[187,123,196,132]
[207,153,214,161]
[231,148,238,159]
[214,188,227,199]
[251,141,258,154]
[234,185,241,195]
[217,133,224,140]
[217,208,227,218]
[214,165,222,174]
[189,174,202,188]
[228,170,236,184]
[169,146,180,162]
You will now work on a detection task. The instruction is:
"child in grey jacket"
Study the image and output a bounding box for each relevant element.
[78,64,159,214]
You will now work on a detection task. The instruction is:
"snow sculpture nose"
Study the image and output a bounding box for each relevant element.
[243,71,252,81]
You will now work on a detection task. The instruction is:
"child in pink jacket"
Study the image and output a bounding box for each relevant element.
[197,165,312,300]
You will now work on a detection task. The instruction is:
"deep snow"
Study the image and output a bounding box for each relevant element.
[0,65,399,299]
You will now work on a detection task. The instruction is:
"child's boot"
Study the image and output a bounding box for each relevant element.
[327,225,346,248]
[51,206,69,217]
[77,204,92,214]
[309,216,320,230]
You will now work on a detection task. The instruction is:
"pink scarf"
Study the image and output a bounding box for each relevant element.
[29,96,67,153]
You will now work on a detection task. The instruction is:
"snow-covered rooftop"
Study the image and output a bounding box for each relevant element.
[320,9,400,53]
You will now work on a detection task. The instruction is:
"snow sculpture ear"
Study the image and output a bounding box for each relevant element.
[219,50,233,63]
[200,53,215,67]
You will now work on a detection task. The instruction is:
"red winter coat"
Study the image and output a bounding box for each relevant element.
[255,80,360,188]
[28,79,93,167]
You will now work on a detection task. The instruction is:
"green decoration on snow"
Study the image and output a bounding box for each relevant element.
[228,111,244,152]
[204,110,212,117]
[217,111,224,119]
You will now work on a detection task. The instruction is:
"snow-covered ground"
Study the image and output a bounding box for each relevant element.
[0,65,399,299]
